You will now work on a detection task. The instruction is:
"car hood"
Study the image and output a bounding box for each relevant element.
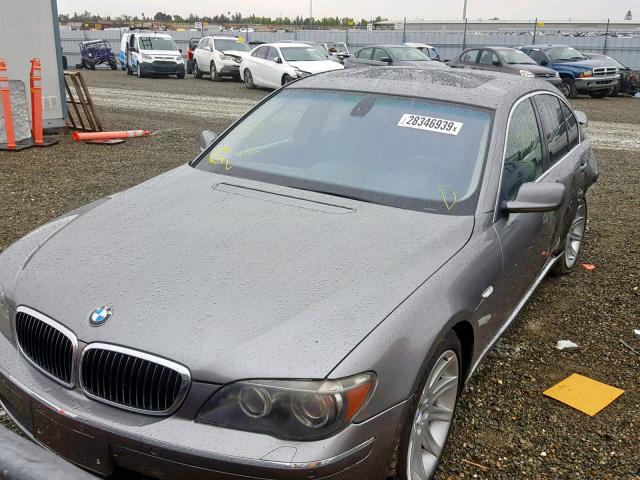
[139,49,180,57]
[507,63,556,75]
[13,166,473,383]
[552,58,611,70]
[222,49,250,58]
[288,60,344,73]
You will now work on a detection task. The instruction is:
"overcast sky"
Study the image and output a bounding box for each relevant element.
[57,0,634,22]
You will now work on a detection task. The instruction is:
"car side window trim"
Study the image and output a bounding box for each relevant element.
[493,91,583,222]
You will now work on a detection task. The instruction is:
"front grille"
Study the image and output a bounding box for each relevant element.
[15,307,76,387]
[535,73,556,78]
[593,67,617,77]
[80,344,190,415]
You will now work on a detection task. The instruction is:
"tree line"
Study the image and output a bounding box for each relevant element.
[58,11,388,27]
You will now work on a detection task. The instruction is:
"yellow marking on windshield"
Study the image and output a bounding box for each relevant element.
[440,185,457,210]
[209,147,232,170]
[237,147,261,160]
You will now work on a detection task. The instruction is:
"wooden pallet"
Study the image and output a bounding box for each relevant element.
[64,71,103,132]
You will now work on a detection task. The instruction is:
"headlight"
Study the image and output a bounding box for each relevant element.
[196,372,376,440]
[0,281,11,338]
[140,53,152,61]
[519,70,535,78]
[175,55,183,62]
[578,70,593,78]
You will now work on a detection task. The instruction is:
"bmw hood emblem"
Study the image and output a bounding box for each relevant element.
[90,306,113,326]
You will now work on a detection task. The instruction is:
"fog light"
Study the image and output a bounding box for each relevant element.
[239,386,273,418]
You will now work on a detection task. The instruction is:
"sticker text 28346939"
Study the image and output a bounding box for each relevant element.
[397,114,463,136]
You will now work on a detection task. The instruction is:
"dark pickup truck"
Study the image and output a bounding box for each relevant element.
[519,45,619,98]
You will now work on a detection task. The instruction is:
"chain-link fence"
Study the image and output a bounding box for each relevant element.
[59,24,640,68]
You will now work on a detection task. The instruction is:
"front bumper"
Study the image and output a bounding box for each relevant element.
[575,75,619,91]
[218,60,242,75]
[544,76,563,87]
[139,62,185,75]
[0,331,404,479]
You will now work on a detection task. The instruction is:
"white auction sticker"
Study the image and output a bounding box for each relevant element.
[397,114,463,135]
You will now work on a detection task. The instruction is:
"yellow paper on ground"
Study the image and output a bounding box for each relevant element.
[543,373,624,416]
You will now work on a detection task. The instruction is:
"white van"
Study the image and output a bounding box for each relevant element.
[119,32,185,79]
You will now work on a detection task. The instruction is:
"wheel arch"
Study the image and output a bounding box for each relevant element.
[451,320,475,383]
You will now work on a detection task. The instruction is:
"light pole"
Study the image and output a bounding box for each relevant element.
[309,0,313,29]
[462,0,468,21]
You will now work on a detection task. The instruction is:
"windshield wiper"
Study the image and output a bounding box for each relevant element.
[293,186,376,204]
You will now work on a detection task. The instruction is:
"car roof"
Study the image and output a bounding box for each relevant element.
[261,42,310,48]
[519,44,572,50]
[136,32,173,38]
[404,42,435,48]
[357,44,414,49]
[289,66,557,110]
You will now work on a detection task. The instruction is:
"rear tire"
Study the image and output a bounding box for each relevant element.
[552,197,587,275]
[560,78,578,99]
[588,89,610,99]
[137,64,144,78]
[109,60,117,71]
[210,62,222,81]
[395,331,462,480]
[244,69,255,89]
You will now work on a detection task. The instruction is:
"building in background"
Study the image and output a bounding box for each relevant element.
[0,0,66,129]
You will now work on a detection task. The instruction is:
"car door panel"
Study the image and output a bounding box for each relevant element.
[490,97,553,341]
[264,47,284,88]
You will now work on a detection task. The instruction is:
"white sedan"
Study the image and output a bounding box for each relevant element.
[240,42,344,89]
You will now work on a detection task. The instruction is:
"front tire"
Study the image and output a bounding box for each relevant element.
[193,62,202,79]
[244,69,255,89]
[560,77,578,99]
[137,64,144,78]
[588,89,610,99]
[396,331,462,480]
[552,197,587,275]
[210,62,222,81]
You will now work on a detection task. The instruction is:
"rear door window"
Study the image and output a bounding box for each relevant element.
[253,46,268,59]
[533,94,570,168]
[560,102,579,149]
[501,98,544,201]
[356,48,373,60]
[479,50,499,66]
[462,49,480,63]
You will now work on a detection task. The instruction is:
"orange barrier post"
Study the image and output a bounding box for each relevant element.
[0,59,16,149]
[72,129,152,142]
[30,58,43,145]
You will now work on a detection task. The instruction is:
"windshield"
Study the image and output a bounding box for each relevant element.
[196,89,492,215]
[546,46,586,62]
[281,47,325,62]
[139,37,177,51]
[215,38,251,52]
[388,47,431,61]
[497,49,536,65]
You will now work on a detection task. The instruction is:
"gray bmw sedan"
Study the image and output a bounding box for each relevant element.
[0,67,597,479]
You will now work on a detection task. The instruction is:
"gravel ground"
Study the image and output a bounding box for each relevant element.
[1,71,639,479]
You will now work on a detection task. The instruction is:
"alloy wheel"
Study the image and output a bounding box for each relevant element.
[563,199,586,269]
[558,82,571,98]
[245,70,254,89]
[406,350,459,480]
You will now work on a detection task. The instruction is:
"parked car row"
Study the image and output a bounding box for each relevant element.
[104,32,638,99]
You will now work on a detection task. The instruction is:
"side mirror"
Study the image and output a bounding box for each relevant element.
[380,57,392,64]
[492,60,501,66]
[199,130,218,151]
[179,49,182,54]
[503,183,565,213]
[574,110,588,126]
[540,59,549,66]
[276,57,283,64]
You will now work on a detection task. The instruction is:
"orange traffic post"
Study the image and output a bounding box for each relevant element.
[30,58,43,145]
[0,58,16,149]
[72,129,152,142]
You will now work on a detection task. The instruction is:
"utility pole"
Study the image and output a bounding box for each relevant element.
[402,16,406,43]
[533,17,538,45]
[603,18,610,54]
[309,0,313,30]
[462,0,468,21]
